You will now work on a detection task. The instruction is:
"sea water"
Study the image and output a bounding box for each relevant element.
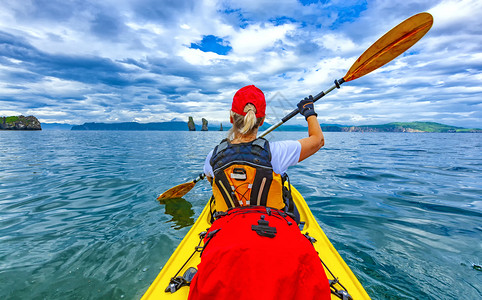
[0,131,480,299]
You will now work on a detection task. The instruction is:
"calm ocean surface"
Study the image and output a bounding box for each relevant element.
[0,131,481,299]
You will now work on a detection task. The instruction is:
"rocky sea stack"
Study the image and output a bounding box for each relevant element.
[201,118,208,131]
[187,117,196,131]
[1,116,41,130]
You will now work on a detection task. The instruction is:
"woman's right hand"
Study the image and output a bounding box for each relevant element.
[297,95,318,120]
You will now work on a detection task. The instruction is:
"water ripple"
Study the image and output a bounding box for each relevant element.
[1,131,481,299]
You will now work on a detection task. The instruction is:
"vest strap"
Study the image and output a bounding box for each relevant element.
[213,140,229,157]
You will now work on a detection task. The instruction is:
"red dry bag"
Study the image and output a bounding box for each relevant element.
[188,207,331,300]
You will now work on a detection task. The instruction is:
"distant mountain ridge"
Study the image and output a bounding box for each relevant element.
[71,121,227,131]
[41,123,74,130]
[72,121,187,131]
[68,121,481,133]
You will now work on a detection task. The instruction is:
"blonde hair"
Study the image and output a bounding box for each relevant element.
[228,103,264,141]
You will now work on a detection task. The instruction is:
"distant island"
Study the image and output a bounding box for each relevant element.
[69,120,481,133]
[1,116,41,130]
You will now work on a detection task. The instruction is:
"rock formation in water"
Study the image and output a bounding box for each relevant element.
[201,118,208,131]
[1,115,42,130]
[220,123,223,131]
[188,117,196,131]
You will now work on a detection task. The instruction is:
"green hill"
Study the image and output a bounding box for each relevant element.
[1,115,42,130]
[342,122,481,133]
[387,122,463,132]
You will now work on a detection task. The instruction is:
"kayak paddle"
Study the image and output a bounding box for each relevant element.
[259,12,433,138]
[157,173,205,202]
[158,12,433,201]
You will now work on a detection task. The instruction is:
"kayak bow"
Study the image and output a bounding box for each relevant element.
[142,185,371,299]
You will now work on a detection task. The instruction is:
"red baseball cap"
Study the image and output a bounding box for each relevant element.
[231,85,266,118]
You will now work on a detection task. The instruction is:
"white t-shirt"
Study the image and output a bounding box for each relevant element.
[203,140,301,177]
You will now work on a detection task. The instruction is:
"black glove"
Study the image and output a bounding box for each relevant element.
[297,95,317,120]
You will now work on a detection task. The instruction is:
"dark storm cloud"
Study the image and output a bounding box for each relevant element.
[0,31,136,86]
[8,0,84,21]
[90,12,129,41]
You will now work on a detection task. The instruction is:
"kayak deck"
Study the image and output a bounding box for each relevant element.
[142,186,370,299]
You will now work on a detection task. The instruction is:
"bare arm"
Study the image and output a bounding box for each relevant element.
[298,115,324,162]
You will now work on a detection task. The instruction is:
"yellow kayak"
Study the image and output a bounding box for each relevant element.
[142,185,371,299]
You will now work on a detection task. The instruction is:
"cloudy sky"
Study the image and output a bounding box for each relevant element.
[0,0,481,128]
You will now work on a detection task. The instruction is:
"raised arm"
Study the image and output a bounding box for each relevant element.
[297,96,324,162]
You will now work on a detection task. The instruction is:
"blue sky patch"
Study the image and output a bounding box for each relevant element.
[329,2,368,29]
[190,35,232,55]
[299,0,327,5]
[270,16,297,26]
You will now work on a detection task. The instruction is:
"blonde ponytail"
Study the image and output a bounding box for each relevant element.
[240,105,257,134]
[228,103,264,141]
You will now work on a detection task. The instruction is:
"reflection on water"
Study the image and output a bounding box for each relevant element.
[162,198,195,230]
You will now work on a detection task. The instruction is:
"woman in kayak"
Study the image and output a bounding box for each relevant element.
[203,84,324,214]
[190,85,331,300]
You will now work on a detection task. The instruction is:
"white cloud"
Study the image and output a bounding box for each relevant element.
[303,57,352,87]
[177,48,226,66]
[0,110,22,116]
[26,107,69,117]
[429,0,482,29]
[315,33,357,54]
[259,50,299,74]
[230,23,297,55]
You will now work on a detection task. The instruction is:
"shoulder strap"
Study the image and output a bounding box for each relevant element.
[212,139,229,157]
[210,139,229,168]
[251,137,271,160]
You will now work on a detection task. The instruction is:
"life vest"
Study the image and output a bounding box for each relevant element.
[209,138,286,212]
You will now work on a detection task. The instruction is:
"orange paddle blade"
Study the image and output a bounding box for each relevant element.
[157,181,196,201]
[344,12,433,82]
